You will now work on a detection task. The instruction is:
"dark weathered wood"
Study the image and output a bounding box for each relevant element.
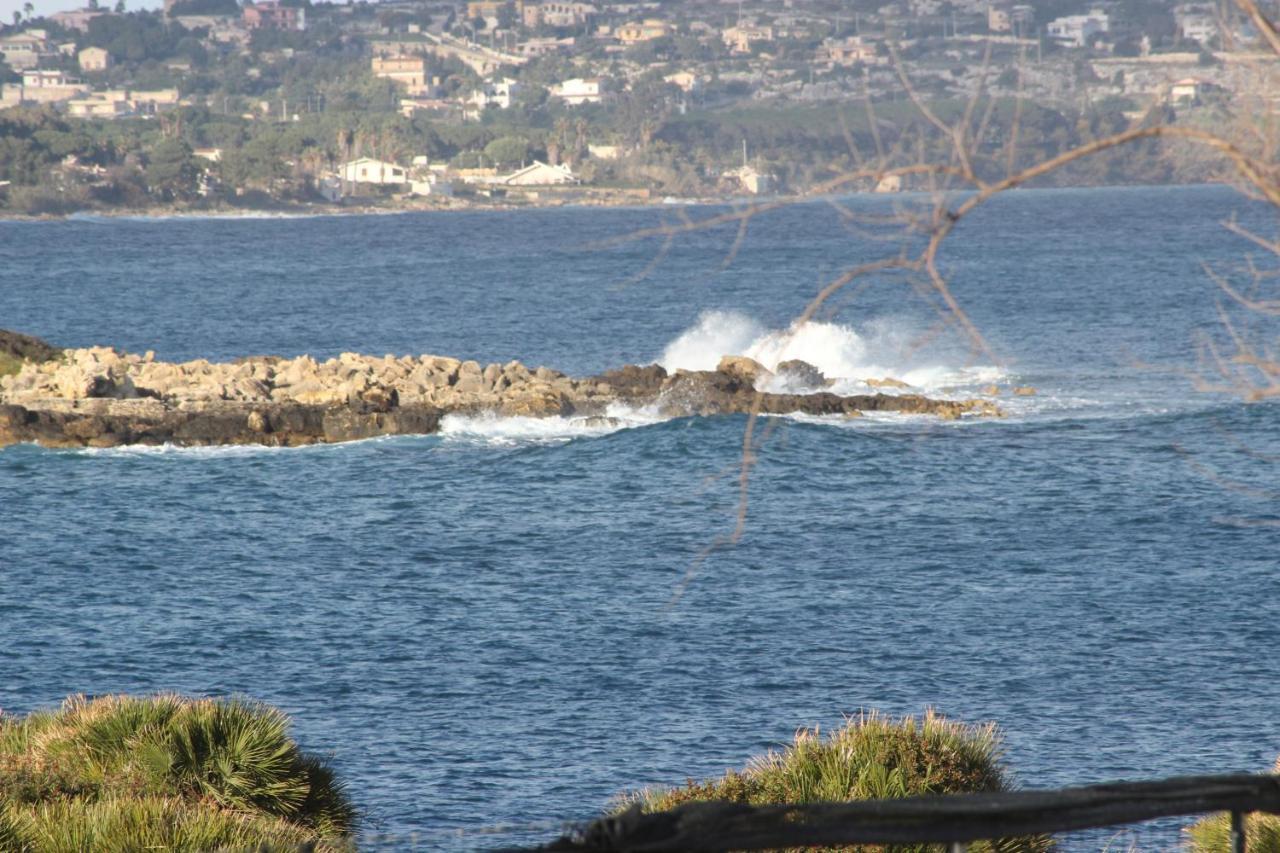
[512,773,1280,852]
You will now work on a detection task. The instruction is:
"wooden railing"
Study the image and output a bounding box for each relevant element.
[509,773,1280,852]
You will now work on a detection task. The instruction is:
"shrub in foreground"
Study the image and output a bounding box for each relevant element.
[0,694,354,851]
[1186,757,1280,853]
[620,709,1052,853]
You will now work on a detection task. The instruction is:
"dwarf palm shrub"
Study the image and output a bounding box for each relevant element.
[4,796,323,851]
[0,694,354,851]
[1185,757,1280,853]
[623,710,1051,853]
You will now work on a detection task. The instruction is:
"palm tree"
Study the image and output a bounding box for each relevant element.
[573,117,588,163]
[548,116,571,165]
[22,3,34,20]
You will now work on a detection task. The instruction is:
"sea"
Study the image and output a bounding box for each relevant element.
[1,185,1277,851]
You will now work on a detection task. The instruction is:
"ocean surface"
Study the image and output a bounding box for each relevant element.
[1,185,1278,850]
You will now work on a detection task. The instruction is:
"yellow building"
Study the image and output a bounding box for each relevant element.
[372,55,429,96]
[722,24,773,53]
[466,0,523,22]
[78,46,112,72]
[615,19,673,44]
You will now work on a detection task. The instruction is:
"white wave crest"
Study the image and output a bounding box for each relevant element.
[438,404,661,447]
[65,209,394,224]
[71,439,386,458]
[658,311,765,373]
[659,310,1006,394]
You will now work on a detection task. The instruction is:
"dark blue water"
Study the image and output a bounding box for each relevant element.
[2,186,1278,850]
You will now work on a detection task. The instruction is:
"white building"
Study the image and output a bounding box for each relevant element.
[466,77,522,115]
[587,143,622,160]
[21,68,76,88]
[517,37,575,57]
[500,160,577,186]
[988,3,1034,35]
[663,70,701,92]
[340,157,409,185]
[0,31,53,70]
[523,2,596,28]
[410,172,454,197]
[0,68,86,106]
[722,24,774,53]
[1046,10,1110,47]
[1170,77,1220,104]
[1175,7,1219,45]
[817,36,881,67]
[550,77,605,105]
[66,96,129,118]
[725,164,771,195]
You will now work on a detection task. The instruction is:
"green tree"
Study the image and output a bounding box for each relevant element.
[483,134,529,167]
[146,138,198,199]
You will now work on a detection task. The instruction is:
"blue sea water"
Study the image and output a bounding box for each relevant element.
[1,185,1278,850]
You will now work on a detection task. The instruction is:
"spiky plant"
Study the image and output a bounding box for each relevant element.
[621,710,1052,853]
[1185,757,1280,853]
[0,694,355,851]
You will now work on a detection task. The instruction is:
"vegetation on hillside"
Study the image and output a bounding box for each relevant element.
[0,0,1245,216]
[0,694,354,851]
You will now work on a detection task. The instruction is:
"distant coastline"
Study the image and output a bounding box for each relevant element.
[0,190,719,222]
[0,180,1236,223]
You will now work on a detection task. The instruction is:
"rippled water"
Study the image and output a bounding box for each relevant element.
[2,186,1278,850]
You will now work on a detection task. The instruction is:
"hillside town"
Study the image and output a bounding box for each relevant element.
[0,0,1275,213]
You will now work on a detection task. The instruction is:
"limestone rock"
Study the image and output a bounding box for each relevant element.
[716,355,772,387]
[866,377,912,390]
[0,332,1005,449]
[775,359,827,389]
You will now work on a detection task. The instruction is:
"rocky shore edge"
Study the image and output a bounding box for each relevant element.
[0,330,1003,449]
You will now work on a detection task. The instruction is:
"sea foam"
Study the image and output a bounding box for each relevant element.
[438,404,662,447]
[658,310,1006,395]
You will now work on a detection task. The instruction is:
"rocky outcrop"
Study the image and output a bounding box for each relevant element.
[0,332,1004,448]
[0,330,62,365]
[652,366,1000,420]
[775,359,829,389]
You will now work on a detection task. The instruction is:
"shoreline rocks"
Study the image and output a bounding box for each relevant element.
[0,332,1004,448]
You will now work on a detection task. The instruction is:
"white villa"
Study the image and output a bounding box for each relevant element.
[340,158,409,185]
[461,161,579,187]
[501,161,578,186]
[0,30,54,70]
[550,77,606,106]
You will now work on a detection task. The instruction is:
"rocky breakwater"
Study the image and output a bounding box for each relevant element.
[0,333,1002,449]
